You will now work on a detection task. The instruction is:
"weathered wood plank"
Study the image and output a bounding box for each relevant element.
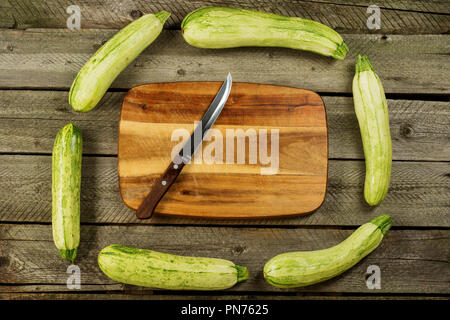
[0,0,448,33]
[0,155,448,227]
[304,0,450,14]
[0,91,448,161]
[0,292,447,300]
[0,30,449,94]
[0,224,448,294]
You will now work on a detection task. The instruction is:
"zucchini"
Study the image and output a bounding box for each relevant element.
[181,7,348,60]
[264,215,391,288]
[98,244,249,290]
[69,11,170,112]
[52,123,83,263]
[353,55,392,206]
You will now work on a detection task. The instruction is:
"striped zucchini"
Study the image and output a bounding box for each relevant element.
[52,123,83,263]
[69,11,170,112]
[353,55,392,206]
[181,7,348,60]
[264,215,391,288]
[98,244,249,290]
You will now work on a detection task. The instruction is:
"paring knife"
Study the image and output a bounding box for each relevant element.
[136,73,233,219]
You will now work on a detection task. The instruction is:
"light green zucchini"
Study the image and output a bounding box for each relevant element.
[52,123,83,263]
[181,7,348,60]
[353,55,392,206]
[69,11,170,112]
[264,215,391,288]
[98,244,249,290]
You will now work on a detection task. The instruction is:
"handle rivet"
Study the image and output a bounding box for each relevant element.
[161,180,167,186]
[173,164,178,169]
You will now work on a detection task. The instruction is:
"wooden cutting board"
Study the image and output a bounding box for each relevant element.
[118,82,328,219]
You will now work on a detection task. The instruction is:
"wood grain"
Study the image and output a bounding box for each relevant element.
[0,155,448,227]
[0,30,449,94]
[0,292,447,300]
[118,82,328,218]
[0,90,448,161]
[1,0,448,33]
[302,0,450,13]
[0,224,448,294]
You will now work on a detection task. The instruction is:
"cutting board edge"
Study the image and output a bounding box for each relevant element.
[117,183,328,220]
[127,81,326,97]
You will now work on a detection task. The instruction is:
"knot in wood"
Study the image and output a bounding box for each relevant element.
[400,124,414,137]
[130,10,143,19]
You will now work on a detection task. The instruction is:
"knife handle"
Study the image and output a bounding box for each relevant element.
[136,156,186,219]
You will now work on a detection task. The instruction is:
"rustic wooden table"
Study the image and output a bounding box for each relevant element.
[0,1,449,300]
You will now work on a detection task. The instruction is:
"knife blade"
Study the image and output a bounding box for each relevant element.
[178,73,232,164]
[136,73,233,219]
